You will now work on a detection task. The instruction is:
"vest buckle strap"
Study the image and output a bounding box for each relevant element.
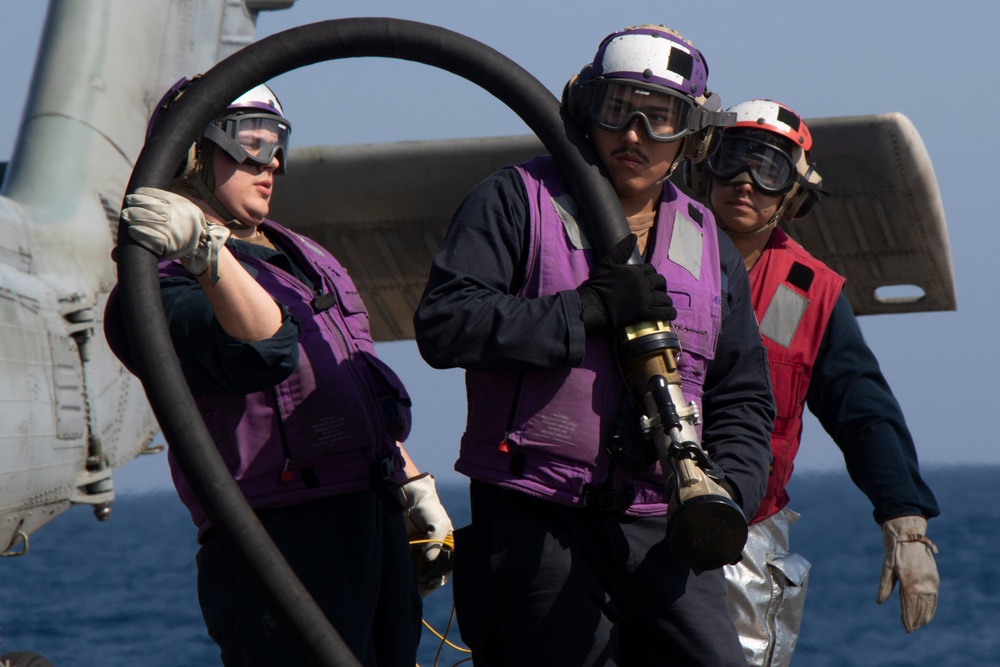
[579,483,635,512]
[374,455,396,481]
[369,457,405,514]
[312,292,336,312]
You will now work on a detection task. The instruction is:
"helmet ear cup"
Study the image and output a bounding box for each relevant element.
[683,127,719,163]
[177,141,200,181]
[683,159,713,198]
[683,91,727,164]
[561,64,594,131]
[783,186,820,221]
[783,162,823,220]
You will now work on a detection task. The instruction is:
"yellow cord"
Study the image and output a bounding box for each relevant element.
[410,535,472,667]
[408,534,456,550]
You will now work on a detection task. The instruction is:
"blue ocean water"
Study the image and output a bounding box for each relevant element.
[0,466,995,666]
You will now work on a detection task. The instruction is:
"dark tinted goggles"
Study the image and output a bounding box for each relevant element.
[586,81,697,142]
[708,135,797,194]
[204,112,291,173]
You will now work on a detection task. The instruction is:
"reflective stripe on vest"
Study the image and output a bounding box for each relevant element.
[759,284,810,348]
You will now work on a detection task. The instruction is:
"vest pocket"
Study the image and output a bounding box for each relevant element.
[767,359,803,429]
[332,279,373,342]
[359,351,413,443]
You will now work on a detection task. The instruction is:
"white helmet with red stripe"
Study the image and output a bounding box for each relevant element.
[686,99,823,227]
[729,99,812,153]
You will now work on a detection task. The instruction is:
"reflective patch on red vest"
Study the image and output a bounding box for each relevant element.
[759,284,809,348]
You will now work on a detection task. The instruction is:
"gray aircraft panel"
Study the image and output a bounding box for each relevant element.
[784,113,954,315]
[270,113,955,342]
[272,136,544,341]
[0,0,291,557]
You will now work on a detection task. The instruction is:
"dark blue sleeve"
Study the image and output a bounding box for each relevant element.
[413,167,587,372]
[806,291,940,523]
[160,273,300,397]
[699,230,776,518]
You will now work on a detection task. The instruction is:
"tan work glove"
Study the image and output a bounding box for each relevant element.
[123,187,230,283]
[399,473,454,597]
[877,515,939,632]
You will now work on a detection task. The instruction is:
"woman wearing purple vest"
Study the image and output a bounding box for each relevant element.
[686,99,940,666]
[106,82,453,667]
[414,25,776,666]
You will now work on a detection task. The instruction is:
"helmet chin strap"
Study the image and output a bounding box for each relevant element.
[721,218,776,239]
[189,178,243,229]
[655,161,680,188]
[652,136,689,188]
[175,140,245,228]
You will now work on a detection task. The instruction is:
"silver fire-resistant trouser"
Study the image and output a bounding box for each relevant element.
[723,508,812,667]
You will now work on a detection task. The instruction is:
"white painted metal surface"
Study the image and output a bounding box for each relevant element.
[0,0,293,554]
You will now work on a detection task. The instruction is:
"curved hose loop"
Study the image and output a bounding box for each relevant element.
[116,17,629,667]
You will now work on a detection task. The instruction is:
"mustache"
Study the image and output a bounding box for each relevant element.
[610,146,648,163]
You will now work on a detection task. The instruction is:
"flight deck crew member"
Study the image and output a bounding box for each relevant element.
[413,25,776,666]
[686,98,940,667]
[105,80,453,667]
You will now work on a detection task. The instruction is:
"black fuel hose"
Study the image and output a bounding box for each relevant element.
[115,17,628,667]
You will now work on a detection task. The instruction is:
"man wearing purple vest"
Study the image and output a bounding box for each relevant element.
[414,25,776,666]
[105,81,453,667]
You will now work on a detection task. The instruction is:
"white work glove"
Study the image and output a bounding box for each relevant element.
[399,473,454,597]
[877,515,939,632]
[123,187,230,283]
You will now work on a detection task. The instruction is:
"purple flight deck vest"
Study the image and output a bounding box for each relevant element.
[159,220,411,537]
[457,156,722,515]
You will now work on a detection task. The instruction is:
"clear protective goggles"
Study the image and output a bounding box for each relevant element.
[203,112,291,173]
[586,81,700,142]
[707,135,797,195]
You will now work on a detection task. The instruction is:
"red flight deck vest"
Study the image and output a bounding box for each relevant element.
[749,227,844,523]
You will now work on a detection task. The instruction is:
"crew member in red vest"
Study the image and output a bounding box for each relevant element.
[687,99,940,667]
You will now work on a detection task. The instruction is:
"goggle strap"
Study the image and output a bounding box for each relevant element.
[686,107,736,132]
[203,124,250,163]
[215,111,291,133]
[797,156,824,189]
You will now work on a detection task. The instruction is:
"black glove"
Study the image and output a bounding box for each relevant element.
[576,234,676,334]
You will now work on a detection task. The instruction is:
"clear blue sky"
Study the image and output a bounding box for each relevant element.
[3,1,995,492]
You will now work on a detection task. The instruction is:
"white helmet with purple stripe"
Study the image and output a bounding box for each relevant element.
[202,83,291,175]
[146,77,292,224]
[146,78,291,175]
[563,24,733,162]
[226,83,286,116]
[592,25,709,100]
